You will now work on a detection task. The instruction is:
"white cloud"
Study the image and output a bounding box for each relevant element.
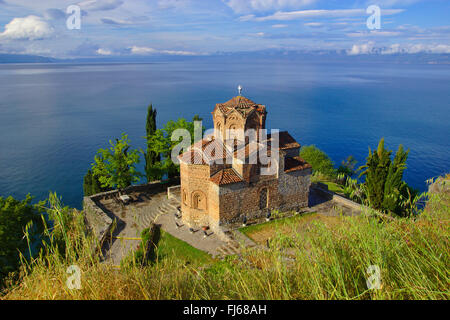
[129,46,199,56]
[347,30,402,37]
[244,8,404,21]
[348,42,450,55]
[77,0,124,11]
[101,17,133,25]
[161,50,198,56]
[158,0,188,10]
[223,0,317,14]
[348,41,375,55]
[365,0,421,7]
[96,48,113,55]
[304,22,323,27]
[272,24,288,28]
[129,46,158,55]
[0,15,54,40]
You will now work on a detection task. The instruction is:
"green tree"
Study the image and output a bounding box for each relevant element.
[144,105,161,182]
[359,138,392,210]
[83,169,111,197]
[0,195,45,284]
[299,145,336,178]
[359,138,411,215]
[382,145,411,215]
[147,117,204,179]
[337,155,358,178]
[92,133,142,193]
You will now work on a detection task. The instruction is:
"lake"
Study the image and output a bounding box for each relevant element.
[0,59,449,209]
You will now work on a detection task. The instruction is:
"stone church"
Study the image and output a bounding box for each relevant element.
[178,94,312,228]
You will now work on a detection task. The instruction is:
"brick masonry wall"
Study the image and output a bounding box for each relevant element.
[180,163,213,227]
[181,161,312,228]
[215,169,311,225]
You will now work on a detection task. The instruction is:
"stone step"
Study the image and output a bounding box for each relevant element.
[228,241,240,249]
[217,244,240,257]
[217,246,231,256]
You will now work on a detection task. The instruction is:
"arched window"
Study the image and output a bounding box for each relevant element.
[192,191,207,211]
[259,188,269,210]
[227,124,239,141]
[182,189,188,205]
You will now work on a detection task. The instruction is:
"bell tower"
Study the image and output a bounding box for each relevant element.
[212,88,267,142]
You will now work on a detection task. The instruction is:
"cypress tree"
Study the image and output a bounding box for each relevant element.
[83,169,111,197]
[83,170,93,196]
[145,104,161,182]
[383,145,409,215]
[359,138,411,215]
[359,138,392,210]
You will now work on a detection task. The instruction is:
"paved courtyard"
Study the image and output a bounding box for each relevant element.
[98,185,363,265]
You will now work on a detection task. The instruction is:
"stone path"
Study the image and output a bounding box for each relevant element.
[101,193,179,265]
[101,185,363,265]
[155,213,231,258]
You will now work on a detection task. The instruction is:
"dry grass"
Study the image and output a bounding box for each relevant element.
[241,213,342,245]
[1,190,449,300]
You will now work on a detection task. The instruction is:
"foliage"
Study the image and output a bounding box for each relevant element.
[359,138,392,210]
[337,155,358,179]
[83,169,111,197]
[382,145,411,216]
[343,177,368,204]
[3,187,448,300]
[147,117,204,179]
[0,195,45,284]
[121,227,155,268]
[92,133,142,191]
[300,145,336,178]
[144,105,161,182]
[359,138,418,216]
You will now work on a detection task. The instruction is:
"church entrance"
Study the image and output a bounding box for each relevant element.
[259,188,268,210]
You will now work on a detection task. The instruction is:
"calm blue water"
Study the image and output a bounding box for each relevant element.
[0,60,449,209]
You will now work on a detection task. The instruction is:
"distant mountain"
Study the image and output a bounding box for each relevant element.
[1,51,449,65]
[0,54,58,63]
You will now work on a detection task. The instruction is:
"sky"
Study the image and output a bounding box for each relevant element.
[0,0,449,58]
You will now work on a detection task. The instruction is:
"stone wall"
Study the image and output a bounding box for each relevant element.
[180,163,212,227]
[214,169,311,226]
[311,183,369,214]
[83,196,114,248]
[216,179,279,225]
[278,168,311,211]
[83,179,180,245]
[168,185,181,201]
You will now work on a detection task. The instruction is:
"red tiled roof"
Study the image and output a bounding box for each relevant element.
[269,131,301,150]
[192,137,233,163]
[233,141,273,160]
[210,168,243,186]
[284,156,312,173]
[215,96,266,118]
[178,150,206,165]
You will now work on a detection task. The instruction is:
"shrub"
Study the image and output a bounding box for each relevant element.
[300,145,336,178]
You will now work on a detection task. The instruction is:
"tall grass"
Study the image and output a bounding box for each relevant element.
[1,190,448,300]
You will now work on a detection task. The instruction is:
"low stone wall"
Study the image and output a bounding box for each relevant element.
[83,178,180,246]
[83,196,114,248]
[311,183,369,214]
[167,185,181,201]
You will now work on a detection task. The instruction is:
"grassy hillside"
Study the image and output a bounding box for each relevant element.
[1,186,448,300]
